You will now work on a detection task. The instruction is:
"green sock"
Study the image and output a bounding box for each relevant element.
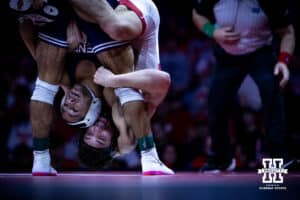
[33,138,49,151]
[202,22,216,38]
[138,134,155,151]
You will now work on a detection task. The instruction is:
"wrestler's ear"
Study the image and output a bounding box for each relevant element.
[60,85,70,94]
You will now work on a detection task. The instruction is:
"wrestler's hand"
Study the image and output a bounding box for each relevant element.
[32,0,47,9]
[274,62,290,88]
[94,67,116,88]
[67,20,84,51]
[213,26,240,44]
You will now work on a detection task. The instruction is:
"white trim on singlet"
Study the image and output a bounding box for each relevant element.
[38,32,68,48]
[38,33,129,53]
[93,41,129,53]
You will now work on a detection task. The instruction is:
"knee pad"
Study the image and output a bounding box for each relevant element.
[114,87,144,106]
[31,78,59,105]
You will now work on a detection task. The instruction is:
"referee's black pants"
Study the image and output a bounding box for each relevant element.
[208,45,285,163]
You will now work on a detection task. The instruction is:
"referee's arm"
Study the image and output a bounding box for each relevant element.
[192,9,240,44]
[276,25,295,57]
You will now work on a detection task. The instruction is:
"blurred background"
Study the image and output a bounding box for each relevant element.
[0,0,299,172]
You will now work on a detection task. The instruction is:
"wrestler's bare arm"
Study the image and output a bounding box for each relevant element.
[69,0,142,41]
[95,67,170,105]
[19,18,81,58]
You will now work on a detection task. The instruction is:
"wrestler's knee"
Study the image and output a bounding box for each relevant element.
[31,78,59,105]
[114,87,147,125]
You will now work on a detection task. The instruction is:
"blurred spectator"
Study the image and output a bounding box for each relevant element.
[238,76,262,111]
[236,108,263,170]
[161,144,179,170]
[161,37,191,95]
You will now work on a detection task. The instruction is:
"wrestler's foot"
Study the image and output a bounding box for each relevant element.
[141,147,175,176]
[32,149,57,176]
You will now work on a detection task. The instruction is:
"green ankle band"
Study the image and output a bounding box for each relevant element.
[202,22,216,38]
[138,134,154,151]
[33,138,49,151]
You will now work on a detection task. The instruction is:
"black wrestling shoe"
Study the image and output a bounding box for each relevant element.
[200,158,236,173]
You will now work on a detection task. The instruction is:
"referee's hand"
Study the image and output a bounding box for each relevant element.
[213,26,240,44]
[274,62,290,88]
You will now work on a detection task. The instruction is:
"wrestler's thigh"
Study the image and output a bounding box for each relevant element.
[96,45,134,74]
[35,41,67,84]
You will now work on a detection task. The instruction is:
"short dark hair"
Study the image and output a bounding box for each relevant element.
[78,141,114,169]
[77,126,118,169]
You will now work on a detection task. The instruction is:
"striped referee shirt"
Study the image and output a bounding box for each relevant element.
[213,0,273,55]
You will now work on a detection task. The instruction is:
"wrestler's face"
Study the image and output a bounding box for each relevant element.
[61,84,91,123]
[84,117,113,149]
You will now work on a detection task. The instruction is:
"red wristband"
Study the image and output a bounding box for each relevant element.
[278,52,292,65]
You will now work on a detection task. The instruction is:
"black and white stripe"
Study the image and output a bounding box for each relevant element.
[38,32,68,48]
[92,41,129,53]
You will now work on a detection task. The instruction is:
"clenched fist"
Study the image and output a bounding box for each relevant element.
[94,66,116,88]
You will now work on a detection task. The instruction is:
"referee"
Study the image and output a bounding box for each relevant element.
[192,0,295,173]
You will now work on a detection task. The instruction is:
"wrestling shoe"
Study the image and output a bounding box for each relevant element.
[32,149,57,176]
[141,147,175,175]
[200,158,236,173]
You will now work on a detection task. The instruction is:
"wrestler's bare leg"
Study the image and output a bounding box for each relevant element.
[97,45,150,139]
[31,41,67,176]
[97,46,174,175]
